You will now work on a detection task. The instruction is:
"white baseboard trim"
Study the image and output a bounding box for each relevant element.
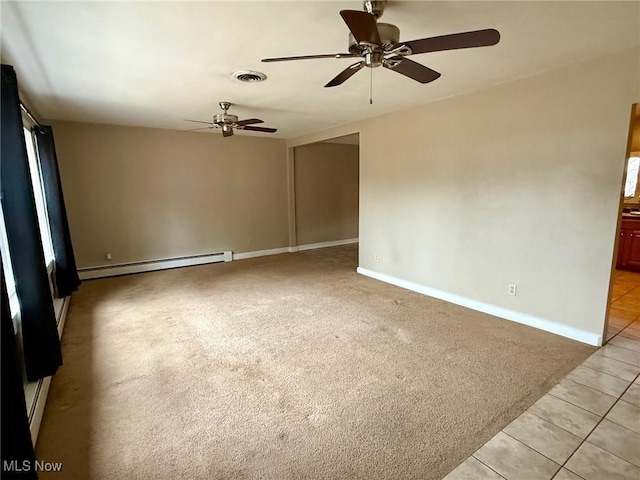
[78,240,361,276]
[78,251,232,280]
[56,296,70,339]
[29,296,71,444]
[295,237,359,252]
[233,247,291,260]
[357,267,602,346]
[29,377,51,445]
[233,239,359,259]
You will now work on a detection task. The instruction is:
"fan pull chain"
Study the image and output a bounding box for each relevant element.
[369,67,373,105]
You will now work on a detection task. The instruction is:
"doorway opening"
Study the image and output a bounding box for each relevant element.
[291,133,360,269]
[605,103,640,344]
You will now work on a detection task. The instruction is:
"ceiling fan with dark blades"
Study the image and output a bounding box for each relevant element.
[261,1,500,88]
[184,102,277,137]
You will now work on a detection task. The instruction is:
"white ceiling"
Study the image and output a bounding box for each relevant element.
[2,1,638,139]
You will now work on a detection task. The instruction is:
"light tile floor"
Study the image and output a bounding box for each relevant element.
[443,270,640,480]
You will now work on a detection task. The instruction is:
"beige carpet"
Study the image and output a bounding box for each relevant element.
[36,245,594,479]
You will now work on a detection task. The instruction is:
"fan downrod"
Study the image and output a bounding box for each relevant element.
[214,101,238,126]
[364,1,386,19]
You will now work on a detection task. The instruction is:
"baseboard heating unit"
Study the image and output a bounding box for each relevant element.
[78,251,233,280]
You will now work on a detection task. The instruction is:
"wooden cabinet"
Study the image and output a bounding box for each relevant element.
[616,219,640,271]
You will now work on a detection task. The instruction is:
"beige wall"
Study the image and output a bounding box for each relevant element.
[52,121,288,268]
[53,47,638,340]
[290,48,639,338]
[294,142,359,245]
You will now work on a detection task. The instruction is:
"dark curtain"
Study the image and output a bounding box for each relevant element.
[1,64,62,381]
[34,126,80,298]
[1,262,38,480]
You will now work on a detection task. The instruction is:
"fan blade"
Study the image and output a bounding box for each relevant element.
[241,126,277,133]
[340,10,381,46]
[235,118,264,127]
[184,119,214,125]
[187,127,215,131]
[383,56,441,84]
[325,61,365,88]
[402,29,500,55]
[262,53,355,62]
[223,128,234,138]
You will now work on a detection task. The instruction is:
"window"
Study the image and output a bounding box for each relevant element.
[0,200,19,317]
[0,121,57,330]
[624,156,640,198]
[1,118,61,417]
[23,127,55,266]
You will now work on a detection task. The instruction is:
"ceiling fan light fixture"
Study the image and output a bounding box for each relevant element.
[184,102,277,137]
[232,70,267,83]
[261,4,500,91]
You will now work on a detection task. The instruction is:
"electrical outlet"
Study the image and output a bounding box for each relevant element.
[374,254,380,262]
[508,284,517,296]
[106,252,112,261]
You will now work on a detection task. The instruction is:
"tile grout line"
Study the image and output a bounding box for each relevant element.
[607,340,640,354]
[525,409,586,439]
[452,287,639,480]
[536,279,640,478]
[600,333,640,366]
[500,306,640,478]
[605,321,636,342]
[578,433,640,470]
[499,429,563,471]
[551,376,619,400]
[584,354,640,379]
[617,329,640,341]
[572,370,632,386]
[614,338,640,350]
[565,365,631,397]
[471,396,611,477]
[582,436,640,470]
[604,339,640,355]
[555,370,640,476]
[468,454,508,480]
[470,356,639,477]
[546,391,613,418]
[567,301,640,472]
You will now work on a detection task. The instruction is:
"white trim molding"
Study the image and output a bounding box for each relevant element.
[78,241,361,277]
[55,295,70,339]
[29,377,51,444]
[78,251,232,280]
[357,267,602,346]
[232,239,358,260]
[29,296,71,443]
[295,237,359,252]
[233,247,291,260]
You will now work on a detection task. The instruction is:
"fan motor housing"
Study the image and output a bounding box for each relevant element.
[213,113,239,126]
[349,22,400,55]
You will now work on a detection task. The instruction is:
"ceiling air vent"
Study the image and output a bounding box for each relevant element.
[232,70,267,83]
